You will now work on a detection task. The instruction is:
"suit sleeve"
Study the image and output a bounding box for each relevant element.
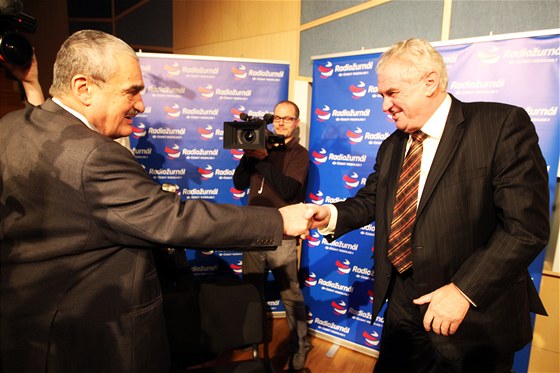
[330,140,389,238]
[82,141,283,250]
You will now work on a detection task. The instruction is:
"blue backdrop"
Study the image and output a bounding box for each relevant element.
[130,53,290,312]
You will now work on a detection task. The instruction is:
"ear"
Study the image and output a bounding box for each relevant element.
[424,71,439,97]
[70,74,93,105]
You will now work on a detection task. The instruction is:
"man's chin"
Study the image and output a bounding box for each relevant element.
[119,125,133,138]
[395,121,418,133]
[107,131,132,140]
[394,121,407,131]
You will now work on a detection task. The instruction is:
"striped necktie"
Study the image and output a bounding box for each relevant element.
[387,131,428,273]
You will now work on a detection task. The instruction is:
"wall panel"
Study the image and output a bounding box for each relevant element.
[299,0,444,77]
[300,0,369,24]
[450,0,560,39]
[173,0,299,50]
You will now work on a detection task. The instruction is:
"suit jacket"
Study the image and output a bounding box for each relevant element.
[331,95,549,360]
[0,99,284,372]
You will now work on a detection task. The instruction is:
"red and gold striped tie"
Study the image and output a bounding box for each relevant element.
[387,131,428,273]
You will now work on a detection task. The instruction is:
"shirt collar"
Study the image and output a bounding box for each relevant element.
[52,97,99,133]
[418,94,451,140]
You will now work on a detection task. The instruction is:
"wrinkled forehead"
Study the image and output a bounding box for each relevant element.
[109,55,145,89]
[378,60,421,86]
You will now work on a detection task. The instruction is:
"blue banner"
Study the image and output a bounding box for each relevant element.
[305,31,559,367]
[303,52,386,353]
[130,53,289,312]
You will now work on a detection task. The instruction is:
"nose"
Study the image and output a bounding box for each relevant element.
[381,96,393,113]
[134,95,145,114]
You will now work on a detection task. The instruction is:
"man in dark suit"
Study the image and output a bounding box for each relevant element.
[308,38,549,372]
[0,29,312,373]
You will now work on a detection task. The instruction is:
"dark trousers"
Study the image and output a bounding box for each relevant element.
[242,238,309,352]
[374,270,514,373]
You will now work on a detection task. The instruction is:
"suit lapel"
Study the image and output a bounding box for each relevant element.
[385,131,408,222]
[417,96,465,217]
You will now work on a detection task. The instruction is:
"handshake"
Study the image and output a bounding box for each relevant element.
[278,203,332,239]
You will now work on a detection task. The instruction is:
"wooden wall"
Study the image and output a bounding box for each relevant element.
[173,0,301,97]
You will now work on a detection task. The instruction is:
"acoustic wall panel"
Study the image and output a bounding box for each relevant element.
[299,1,444,77]
[301,0,369,24]
[450,0,560,40]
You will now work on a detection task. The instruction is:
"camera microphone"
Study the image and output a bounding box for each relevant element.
[240,112,274,124]
[239,112,252,121]
[262,113,274,124]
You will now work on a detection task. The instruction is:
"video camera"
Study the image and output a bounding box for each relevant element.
[0,6,36,66]
[223,113,285,150]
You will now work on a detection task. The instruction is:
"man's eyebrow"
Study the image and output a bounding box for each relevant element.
[126,84,144,93]
[381,87,398,94]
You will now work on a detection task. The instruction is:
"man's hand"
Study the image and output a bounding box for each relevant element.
[305,204,331,230]
[1,52,45,105]
[3,53,38,83]
[244,148,268,160]
[413,283,470,336]
[279,204,316,239]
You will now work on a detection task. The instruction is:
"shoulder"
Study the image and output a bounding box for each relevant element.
[453,96,526,119]
[449,97,531,134]
[0,107,27,127]
[462,100,520,112]
[287,141,309,155]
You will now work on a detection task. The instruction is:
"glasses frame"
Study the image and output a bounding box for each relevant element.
[273,115,297,124]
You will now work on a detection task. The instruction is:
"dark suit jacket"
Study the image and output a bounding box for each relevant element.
[0,99,283,372]
[331,95,549,360]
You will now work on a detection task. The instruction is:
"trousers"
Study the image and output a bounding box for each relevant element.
[242,238,309,352]
[374,270,514,373]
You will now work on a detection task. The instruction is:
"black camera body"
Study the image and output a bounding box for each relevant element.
[0,12,36,66]
[223,113,285,150]
[223,120,267,150]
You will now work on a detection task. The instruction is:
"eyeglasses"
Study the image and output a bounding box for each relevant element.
[273,115,297,124]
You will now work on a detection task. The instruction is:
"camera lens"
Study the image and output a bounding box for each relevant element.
[0,33,33,66]
[242,130,256,143]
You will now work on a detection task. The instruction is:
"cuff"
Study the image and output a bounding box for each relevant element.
[452,283,477,307]
[318,204,338,235]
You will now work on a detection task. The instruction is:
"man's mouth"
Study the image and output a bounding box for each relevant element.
[390,111,400,121]
[125,109,139,119]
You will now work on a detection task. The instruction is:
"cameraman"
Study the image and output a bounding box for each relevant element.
[233,100,310,371]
